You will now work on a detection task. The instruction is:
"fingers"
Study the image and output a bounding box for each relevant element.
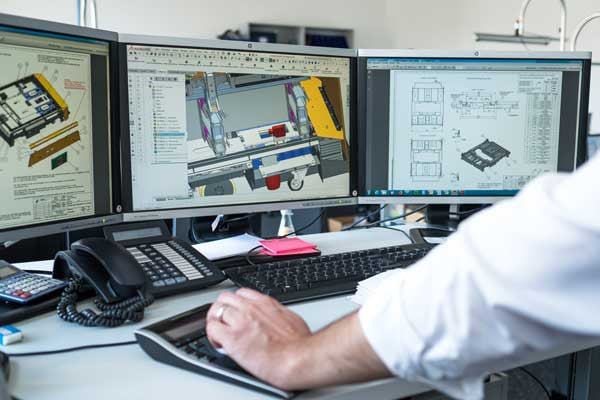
[219,303,246,326]
[236,287,270,301]
[206,319,232,350]
[207,289,290,337]
[207,291,250,322]
[235,288,309,335]
[217,290,251,310]
[236,287,284,310]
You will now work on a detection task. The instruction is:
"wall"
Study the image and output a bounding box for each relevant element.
[0,0,75,25]
[0,0,395,48]
[381,0,464,49]
[1,1,598,52]
[101,0,395,48]
[381,0,600,52]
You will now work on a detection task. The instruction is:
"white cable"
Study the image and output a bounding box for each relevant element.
[570,12,600,51]
[517,0,567,51]
[78,0,85,27]
[79,0,98,28]
[89,0,98,29]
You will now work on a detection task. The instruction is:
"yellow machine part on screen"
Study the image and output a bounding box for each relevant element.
[300,77,345,141]
[34,73,70,121]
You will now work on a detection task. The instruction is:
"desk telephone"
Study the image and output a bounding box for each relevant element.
[53,221,226,327]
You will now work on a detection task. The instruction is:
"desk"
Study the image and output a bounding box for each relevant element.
[7,227,600,399]
[8,228,434,400]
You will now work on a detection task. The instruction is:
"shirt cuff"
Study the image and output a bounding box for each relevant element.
[358,267,485,400]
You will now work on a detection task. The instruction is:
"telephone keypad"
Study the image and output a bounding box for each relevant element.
[127,241,214,289]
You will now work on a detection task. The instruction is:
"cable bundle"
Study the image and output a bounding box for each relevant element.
[57,277,154,327]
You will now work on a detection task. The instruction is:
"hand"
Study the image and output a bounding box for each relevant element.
[206,288,311,389]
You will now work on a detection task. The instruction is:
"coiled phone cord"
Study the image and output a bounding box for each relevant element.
[57,277,154,327]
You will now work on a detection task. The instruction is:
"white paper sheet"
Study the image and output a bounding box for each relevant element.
[349,270,398,305]
[193,233,263,261]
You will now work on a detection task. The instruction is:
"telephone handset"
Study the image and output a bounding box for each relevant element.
[54,238,147,303]
[54,238,155,327]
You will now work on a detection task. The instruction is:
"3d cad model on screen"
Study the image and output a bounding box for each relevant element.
[0,73,70,147]
[185,72,349,196]
[0,72,86,171]
[461,139,511,172]
[0,34,97,231]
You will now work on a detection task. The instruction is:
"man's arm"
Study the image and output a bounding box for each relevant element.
[207,154,600,398]
[206,289,390,391]
[358,154,600,399]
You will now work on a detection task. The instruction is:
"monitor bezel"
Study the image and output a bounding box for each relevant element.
[0,13,123,242]
[357,49,592,205]
[118,34,358,222]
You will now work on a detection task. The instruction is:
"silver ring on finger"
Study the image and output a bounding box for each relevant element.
[215,305,228,323]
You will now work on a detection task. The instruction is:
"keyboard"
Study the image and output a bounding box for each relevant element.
[225,242,435,304]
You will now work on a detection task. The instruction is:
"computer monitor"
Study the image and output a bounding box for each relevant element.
[358,50,591,204]
[0,14,121,242]
[118,35,357,222]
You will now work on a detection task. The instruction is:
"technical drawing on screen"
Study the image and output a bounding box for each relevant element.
[362,56,585,200]
[0,27,108,231]
[126,44,351,211]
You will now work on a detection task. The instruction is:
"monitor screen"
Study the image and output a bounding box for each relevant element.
[0,21,116,239]
[121,40,354,217]
[360,53,589,203]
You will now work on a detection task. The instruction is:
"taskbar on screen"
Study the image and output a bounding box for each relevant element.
[366,189,519,197]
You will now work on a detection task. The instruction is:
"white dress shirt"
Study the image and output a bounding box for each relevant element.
[359,153,600,400]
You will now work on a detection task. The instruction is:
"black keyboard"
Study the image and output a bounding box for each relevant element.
[226,243,435,304]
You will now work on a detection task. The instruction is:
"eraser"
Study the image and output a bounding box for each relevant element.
[0,325,23,345]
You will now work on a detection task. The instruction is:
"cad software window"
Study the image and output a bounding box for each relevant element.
[363,58,583,197]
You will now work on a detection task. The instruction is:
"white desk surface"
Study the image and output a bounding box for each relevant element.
[8,228,434,400]
[7,226,599,400]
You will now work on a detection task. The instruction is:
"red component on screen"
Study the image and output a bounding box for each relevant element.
[269,124,287,138]
[265,175,281,190]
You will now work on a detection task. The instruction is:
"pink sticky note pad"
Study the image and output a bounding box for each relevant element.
[259,237,317,255]
[258,247,320,257]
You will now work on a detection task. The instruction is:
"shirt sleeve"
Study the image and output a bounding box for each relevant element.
[359,154,600,400]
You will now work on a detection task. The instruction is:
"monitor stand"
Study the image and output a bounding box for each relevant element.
[409,204,485,244]
[189,214,259,244]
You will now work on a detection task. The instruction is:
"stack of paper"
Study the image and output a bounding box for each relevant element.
[193,233,263,261]
[350,270,398,305]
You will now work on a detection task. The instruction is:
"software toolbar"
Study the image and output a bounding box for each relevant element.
[128,46,349,77]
